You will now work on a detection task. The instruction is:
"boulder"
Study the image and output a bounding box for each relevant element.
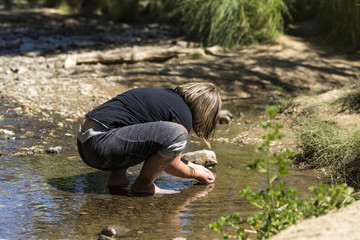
[182,150,217,167]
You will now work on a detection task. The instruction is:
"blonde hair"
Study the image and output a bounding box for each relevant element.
[175,82,222,142]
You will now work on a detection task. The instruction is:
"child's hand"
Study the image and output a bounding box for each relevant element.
[195,168,215,184]
[189,162,215,184]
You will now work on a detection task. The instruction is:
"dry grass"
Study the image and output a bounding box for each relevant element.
[295,115,360,188]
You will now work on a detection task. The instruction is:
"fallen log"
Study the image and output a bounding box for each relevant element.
[64,46,206,68]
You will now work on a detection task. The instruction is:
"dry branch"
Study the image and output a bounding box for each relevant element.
[64,46,207,68]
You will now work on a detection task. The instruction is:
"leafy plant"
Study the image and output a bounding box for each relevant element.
[175,0,290,48]
[210,106,356,239]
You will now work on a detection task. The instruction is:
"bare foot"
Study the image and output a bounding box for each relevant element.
[107,169,130,189]
[131,182,179,196]
[154,184,180,195]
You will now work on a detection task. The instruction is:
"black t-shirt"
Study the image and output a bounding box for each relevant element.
[86,88,192,133]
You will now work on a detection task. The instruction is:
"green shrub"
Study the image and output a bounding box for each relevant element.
[210,106,356,239]
[176,0,290,48]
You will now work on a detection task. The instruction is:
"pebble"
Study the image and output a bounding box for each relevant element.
[0,129,15,135]
[98,225,131,240]
[45,146,62,154]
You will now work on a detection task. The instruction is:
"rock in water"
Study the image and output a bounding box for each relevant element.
[181,150,217,167]
[45,146,62,154]
[219,109,233,124]
[98,225,131,240]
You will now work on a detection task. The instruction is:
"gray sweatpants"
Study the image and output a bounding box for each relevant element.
[77,121,188,171]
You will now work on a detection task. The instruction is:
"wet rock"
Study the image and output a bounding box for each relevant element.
[219,109,233,124]
[45,146,62,154]
[219,115,231,124]
[220,109,233,119]
[24,146,46,154]
[182,150,217,167]
[18,134,28,140]
[0,129,15,135]
[98,235,113,240]
[13,107,23,115]
[98,225,131,240]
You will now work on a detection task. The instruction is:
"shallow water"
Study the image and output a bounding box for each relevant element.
[0,103,318,240]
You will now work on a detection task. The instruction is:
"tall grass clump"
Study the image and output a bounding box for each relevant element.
[316,0,360,50]
[176,0,291,48]
[295,115,360,188]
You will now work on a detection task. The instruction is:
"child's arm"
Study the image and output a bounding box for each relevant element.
[164,153,215,184]
[166,121,215,183]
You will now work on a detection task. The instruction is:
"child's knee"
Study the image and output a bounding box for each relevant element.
[157,123,188,158]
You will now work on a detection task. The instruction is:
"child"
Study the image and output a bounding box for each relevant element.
[77,82,222,195]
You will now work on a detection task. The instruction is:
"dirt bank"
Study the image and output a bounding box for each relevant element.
[271,200,360,240]
[1,8,360,240]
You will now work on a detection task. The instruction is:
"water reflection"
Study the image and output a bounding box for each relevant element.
[81,185,215,239]
[48,169,216,239]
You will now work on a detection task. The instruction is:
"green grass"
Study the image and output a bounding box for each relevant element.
[176,0,290,48]
[295,115,360,188]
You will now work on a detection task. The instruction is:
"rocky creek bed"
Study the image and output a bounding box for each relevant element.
[1,8,360,240]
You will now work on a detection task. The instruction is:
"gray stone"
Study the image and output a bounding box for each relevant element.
[219,115,231,124]
[45,146,62,154]
[182,150,217,167]
[219,109,233,124]
[99,225,131,239]
[98,235,114,240]
[220,109,233,119]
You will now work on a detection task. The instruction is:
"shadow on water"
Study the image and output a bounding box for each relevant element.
[48,171,111,195]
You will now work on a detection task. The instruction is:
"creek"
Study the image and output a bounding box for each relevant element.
[0,100,318,239]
